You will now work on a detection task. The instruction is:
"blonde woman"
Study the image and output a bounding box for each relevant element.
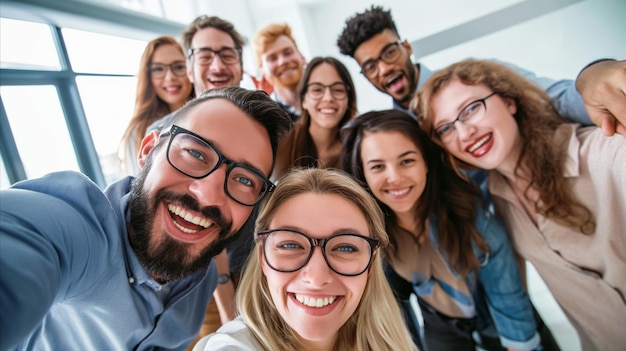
[417,59,626,351]
[194,168,418,351]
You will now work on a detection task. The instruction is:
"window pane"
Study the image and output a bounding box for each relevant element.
[1,156,10,190]
[63,28,146,74]
[1,86,80,179]
[0,18,61,70]
[76,76,137,184]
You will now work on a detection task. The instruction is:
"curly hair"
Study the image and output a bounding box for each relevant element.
[340,110,488,274]
[337,5,399,57]
[416,59,595,234]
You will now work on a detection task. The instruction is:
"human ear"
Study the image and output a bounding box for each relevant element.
[401,40,413,56]
[137,130,159,168]
[503,97,518,115]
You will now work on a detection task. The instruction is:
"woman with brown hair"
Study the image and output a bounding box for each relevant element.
[417,59,626,351]
[119,35,194,175]
[273,56,357,180]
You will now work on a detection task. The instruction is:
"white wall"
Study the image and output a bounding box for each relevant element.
[240,0,624,114]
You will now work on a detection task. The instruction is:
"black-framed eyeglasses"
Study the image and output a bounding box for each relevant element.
[149,61,187,78]
[434,92,497,143]
[187,47,241,66]
[160,125,274,206]
[360,41,402,78]
[305,82,349,100]
[257,229,380,276]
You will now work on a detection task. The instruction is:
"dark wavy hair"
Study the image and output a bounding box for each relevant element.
[274,56,357,178]
[337,5,399,57]
[163,87,293,173]
[417,59,595,234]
[340,109,488,274]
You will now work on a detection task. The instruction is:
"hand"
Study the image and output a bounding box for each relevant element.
[250,74,274,95]
[576,60,626,137]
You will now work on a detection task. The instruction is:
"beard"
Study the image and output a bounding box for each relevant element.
[394,57,419,107]
[269,62,303,90]
[127,155,239,282]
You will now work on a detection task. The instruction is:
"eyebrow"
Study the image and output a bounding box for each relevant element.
[438,95,482,124]
[201,137,268,176]
[269,225,368,237]
[361,41,397,65]
[365,150,417,164]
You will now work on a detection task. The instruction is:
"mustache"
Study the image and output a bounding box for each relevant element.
[154,189,231,233]
[275,62,300,75]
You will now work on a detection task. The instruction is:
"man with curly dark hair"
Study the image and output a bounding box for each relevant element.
[337,5,626,137]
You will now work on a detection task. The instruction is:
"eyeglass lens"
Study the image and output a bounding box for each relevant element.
[190,47,240,66]
[150,62,187,78]
[361,42,401,78]
[306,83,348,100]
[261,230,375,276]
[435,95,493,142]
[167,130,267,205]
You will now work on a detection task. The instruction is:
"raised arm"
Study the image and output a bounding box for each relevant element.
[576,59,626,136]
[497,60,590,125]
[0,190,65,350]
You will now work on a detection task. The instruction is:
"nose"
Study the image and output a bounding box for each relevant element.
[321,86,333,101]
[377,59,393,78]
[209,55,226,71]
[277,53,287,67]
[385,165,402,183]
[455,121,476,141]
[163,67,175,80]
[188,163,229,207]
[300,247,333,287]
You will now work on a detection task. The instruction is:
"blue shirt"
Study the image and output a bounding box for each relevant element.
[386,203,540,350]
[0,171,217,350]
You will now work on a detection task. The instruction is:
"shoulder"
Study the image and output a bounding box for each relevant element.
[2,171,125,247]
[6,171,108,212]
[193,317,261,351]
[557,124,626,173]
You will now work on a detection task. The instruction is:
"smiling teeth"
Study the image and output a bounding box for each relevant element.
[388,188,409,196]
[468,134,491,153]
[168,204,213,232]
[320,108,336,114]
[295,294,337,308]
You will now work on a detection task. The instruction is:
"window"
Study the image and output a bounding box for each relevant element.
[0,17,145,187]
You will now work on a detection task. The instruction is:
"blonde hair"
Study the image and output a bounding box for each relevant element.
[252,23,300,68]
[237,168,418,351]
[416,59,594,234]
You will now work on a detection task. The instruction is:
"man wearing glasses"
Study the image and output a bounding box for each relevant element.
[337,6,625,136]
[148,15,245,133]
[144,17,250,347]
[0,87,292,351]
[336,5,625,351]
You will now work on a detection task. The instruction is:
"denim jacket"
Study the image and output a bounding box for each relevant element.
[386,202,539,350]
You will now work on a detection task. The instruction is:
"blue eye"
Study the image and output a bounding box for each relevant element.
[335,244,358,252]
[187,149,206,162]
[233,175,253,187]
[437,124,453,136]
[277,242,304,250]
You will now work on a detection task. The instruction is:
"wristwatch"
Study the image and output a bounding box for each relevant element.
[218,273,231,285]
